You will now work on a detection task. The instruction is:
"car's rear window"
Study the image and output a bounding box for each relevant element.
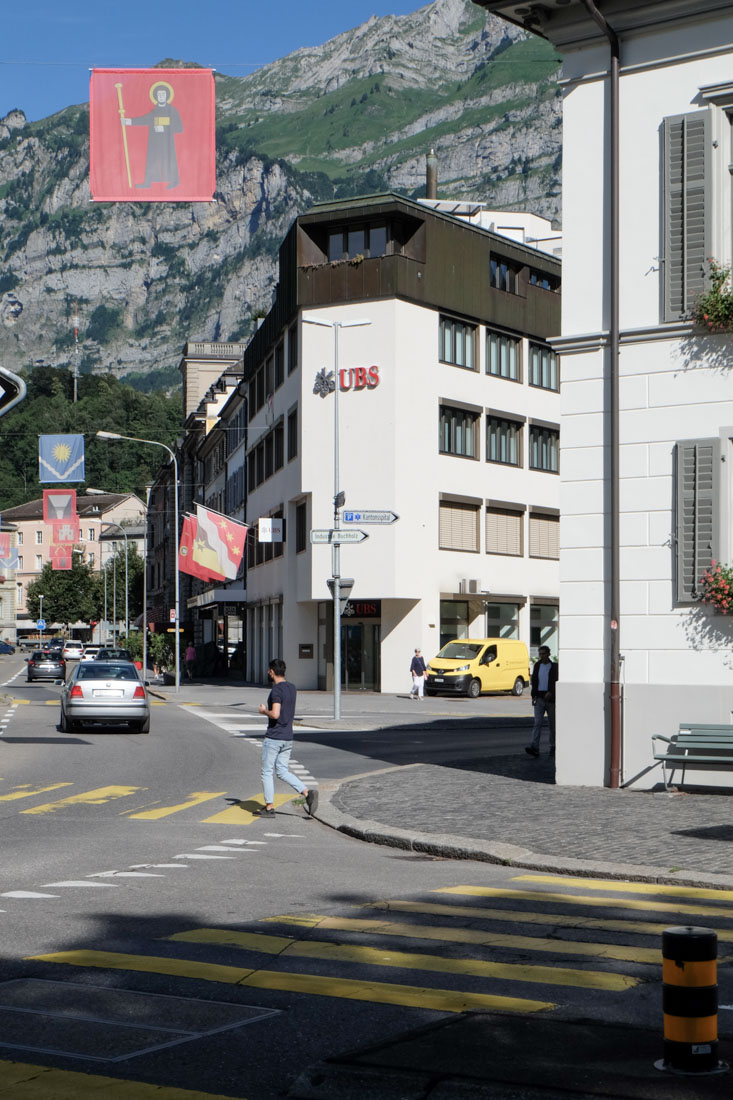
[78,664,139,681]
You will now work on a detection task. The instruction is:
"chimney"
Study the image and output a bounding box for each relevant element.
[426,148,438,200]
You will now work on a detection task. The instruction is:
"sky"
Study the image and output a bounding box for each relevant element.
[1,0,428,123]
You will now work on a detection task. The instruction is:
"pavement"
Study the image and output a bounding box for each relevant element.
[149,678,733,1098]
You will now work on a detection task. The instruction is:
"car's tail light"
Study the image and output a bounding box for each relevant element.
[133,685,146,699]
[69,685,84,698]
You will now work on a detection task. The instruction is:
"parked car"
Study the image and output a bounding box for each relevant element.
[80,645,101,662]
[59,661,150,733]
[94,648,133,663]
[425,638,530,698]
[0,641,16,654]
[27,650,66,682]
[45,638,64,651]
[61,640,84,660]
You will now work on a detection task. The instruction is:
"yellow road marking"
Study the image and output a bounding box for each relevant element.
[130,791,227,820]
[169,928,637,991]
[180,702,202,707]
[201,793,294,824]
[8,698,29,704]
[261,914,661,963]
[0,1058,243,1098]
[0,782,73,802]
[20,786,144,815]
[513,874,733,903]
[438,885,733,921]
[367,899,733,943]
[44,700,59,705]
[27,949,553,1014]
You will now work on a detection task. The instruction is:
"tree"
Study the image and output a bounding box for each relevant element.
[102,542,145,623]
[26,550,100,627]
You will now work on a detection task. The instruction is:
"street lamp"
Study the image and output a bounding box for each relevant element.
[101,522,129,640]
[303,315,371,721]
[38,594,44,647]
[96,431,180,692]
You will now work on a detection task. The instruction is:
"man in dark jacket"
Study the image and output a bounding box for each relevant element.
[525,646,558,757]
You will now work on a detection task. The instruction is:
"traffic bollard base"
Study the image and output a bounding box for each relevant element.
[655,1057,729,1076]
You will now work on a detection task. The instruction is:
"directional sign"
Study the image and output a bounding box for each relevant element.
[310,529,369,545]
[0,367,27,418]
[342,510,399,525]
[37,619,46,631]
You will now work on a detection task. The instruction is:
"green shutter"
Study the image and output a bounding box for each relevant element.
[675,438,720,602]
[662,111,710,322]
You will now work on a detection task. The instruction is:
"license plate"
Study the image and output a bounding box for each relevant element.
[93,689,124,698]
[434,677,444,683]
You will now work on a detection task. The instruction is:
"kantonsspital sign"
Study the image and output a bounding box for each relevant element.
[342,510,399,525]
[310,529,369,545]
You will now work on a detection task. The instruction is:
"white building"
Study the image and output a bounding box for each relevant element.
[478,0,733,788]
[239,192,562,692]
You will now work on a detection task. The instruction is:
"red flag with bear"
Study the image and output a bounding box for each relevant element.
[90,68,215,202]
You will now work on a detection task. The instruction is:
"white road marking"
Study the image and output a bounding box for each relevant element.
[130,863,190,869]
[172,854,237,860]
[41,880,119,888]
[263,832,305,838]
[87,871,165,878]
[195,845,257,853]
[1,891,59,898]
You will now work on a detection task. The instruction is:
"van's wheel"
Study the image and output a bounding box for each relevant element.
[467,678,481,699]
[512,678,525,697]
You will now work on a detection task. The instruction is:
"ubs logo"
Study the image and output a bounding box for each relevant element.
[339,366,379,390]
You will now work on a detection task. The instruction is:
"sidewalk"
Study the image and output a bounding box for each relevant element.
[155,680,733,1099]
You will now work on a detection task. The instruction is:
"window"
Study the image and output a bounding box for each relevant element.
[35,530,43,545]
[529,269,560,292]
[529,344,559,391]
[675,438,719,602]
[16,532,23,546]
[529,425,559,473]
[662,111,709,321]
[16,582,22,603]
[487,331,519,381]
[274,343,284,389]
[490,256,520,293]
[295,502,307,553]
[439,316,475,370]
[439,405,478,458]
[89,553,95,567]
[273,510,284,560]
[439,501,480,552]
[485,602,520,639]
[287,408,298,461]
[17,556,23,570]
[529,513,560,559]
[35,555,43,570]
[274,422,284,470]
[486,507,523,556]
[288,324,298,375]
[328,222,388,262]
[88,528,96,541]
[487,416,521,466]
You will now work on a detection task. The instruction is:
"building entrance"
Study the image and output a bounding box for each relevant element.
[341,621,381,691]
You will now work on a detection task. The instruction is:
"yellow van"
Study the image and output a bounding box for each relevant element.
[426,638,530,698]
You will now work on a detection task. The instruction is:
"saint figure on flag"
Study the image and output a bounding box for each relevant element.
[121,81,182,190]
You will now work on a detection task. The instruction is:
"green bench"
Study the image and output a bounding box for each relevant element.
[652,724,733,790]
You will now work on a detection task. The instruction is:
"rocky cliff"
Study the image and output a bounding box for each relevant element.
[0,0,561,387]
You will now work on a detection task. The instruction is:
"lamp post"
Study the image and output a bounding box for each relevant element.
[39,594,44,647]
[303,315,371,721]
[102,522,129,640]
[96,431,180,692]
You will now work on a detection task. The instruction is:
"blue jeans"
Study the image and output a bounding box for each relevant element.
[531,695,556,752]
[261,737,306,804]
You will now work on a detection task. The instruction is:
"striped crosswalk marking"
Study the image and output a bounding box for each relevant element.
[20,786,145,815]
[0,782,73,802]
[0,1058,242,1098]
[438,884,733,921]
[168,928,637,991]
[128,791,227,820]
[201,793,294,823]
[514,874,733,902]
[26,949,554,1014]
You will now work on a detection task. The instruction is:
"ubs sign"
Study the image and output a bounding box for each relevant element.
[340,366,379,390]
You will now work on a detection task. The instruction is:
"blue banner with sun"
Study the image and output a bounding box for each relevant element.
[38,435,85,483]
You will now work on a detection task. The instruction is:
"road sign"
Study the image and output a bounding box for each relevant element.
[342,510,399,525]
[310,528,369,545]
[37,619,46,630]
[327,577,354,614]
[0,367,26,418]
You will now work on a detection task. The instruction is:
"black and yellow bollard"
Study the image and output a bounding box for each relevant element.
[656,925,727,1075]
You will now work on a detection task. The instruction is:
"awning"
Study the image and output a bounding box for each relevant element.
[187,587,246,609]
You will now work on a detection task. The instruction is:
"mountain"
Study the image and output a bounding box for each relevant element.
[0,0,561,388]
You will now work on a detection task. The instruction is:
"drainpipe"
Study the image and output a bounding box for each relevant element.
[581,1,621,787]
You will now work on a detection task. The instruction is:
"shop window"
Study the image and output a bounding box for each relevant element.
[485,602,519,639]
[439,599,469,649]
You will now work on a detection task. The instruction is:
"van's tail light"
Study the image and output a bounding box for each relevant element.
[69,685,84,698]
[133,685,146,700]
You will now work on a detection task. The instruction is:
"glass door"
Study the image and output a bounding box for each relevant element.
[341,622,381,691]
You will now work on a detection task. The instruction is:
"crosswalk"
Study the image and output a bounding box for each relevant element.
[24,874,733,1022]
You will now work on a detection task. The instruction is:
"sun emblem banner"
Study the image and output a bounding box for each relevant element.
[89,68,215,202]
[39,435,85,484]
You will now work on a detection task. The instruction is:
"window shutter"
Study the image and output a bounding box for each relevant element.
[662,110,710,322]
[529,514,560,559]
[675,438,719,602]
[486,508,522,556]
[439,502,479,552]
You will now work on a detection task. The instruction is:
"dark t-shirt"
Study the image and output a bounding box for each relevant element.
[265,680,297,741]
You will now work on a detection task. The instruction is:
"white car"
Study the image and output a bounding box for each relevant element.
[61,640,84,660]
[80,645,100,662]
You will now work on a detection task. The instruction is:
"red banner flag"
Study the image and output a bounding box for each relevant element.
[178,514,223,582]
[194,504,247,580]
[0,534,9,557]
[90,68,215,202]
[43,489,77,524]
[50,521,77,545]
[50,544,73,571]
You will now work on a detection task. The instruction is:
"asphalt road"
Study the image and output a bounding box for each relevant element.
[0,654,727,1100]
